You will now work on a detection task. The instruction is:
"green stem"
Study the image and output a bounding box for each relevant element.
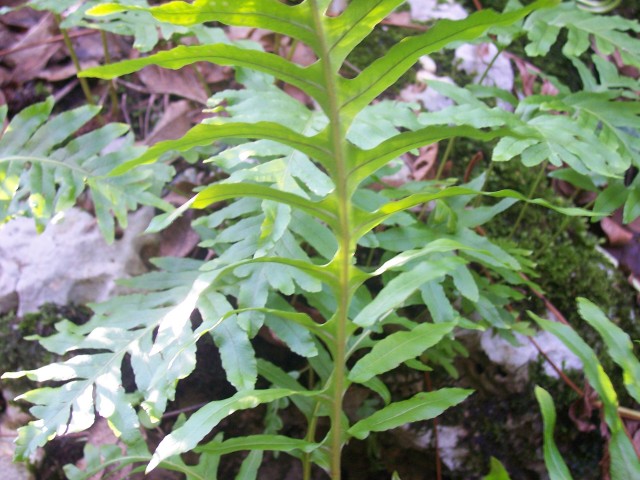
[477,45,504,86]
[432,44,502,196]
[310,3,353,478]
[302,402,321,480]
[473,160,494,207]
[100,30,120,117]
[286,38,300,61]
[532,192,591,261]
[55,14,95,108]
[435,137,455,181]
[508,160,547,240]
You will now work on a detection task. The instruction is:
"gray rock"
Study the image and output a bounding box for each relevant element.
[0,208,156,315]
[480,329,583,380]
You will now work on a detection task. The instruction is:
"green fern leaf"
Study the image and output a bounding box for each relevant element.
[0,98,171,240]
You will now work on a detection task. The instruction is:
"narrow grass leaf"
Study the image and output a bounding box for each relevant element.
[534,386,573,480]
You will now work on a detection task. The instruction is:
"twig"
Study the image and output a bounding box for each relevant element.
[115,78,150,94]
[53,78,79,103]
[162,402,208,420]
[508,161,548,240]
[120,93,131,126]
[54,14,96,108]
[100,30,120,117]
[519,272,570,326]
[435,137,455,180]
[424,372,442,480]
[143,93,157,139]
[0,29,98,57]
[528,336,584,397]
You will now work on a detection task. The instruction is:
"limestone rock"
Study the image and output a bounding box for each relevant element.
[480,329,583,380]
[0,208,156,316]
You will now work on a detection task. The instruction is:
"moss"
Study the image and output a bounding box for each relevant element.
[0,303,92,393]
[427,158,638,478]
[346,24,420,94]
[484,159,640,400]
[485,162,639,344]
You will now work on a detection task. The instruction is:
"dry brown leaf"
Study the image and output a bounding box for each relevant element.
[284,84,313,106]
[541,79,559,96]
[138,64,208,104]
[6,13,60,84]
[284,37,317,67]
[601,217,633,247]
[410,143,438,180]
[507,54,540,97]
[568,388,597,433]
[0,5,43,30]
[627,216,640,234]
[0,23,19,53]
[607,240,640,279]
[201,62,232,85]
[144,100,193,145]
[226,26,272,45]
[37,60,100,82]
[158,214,200,258]
[0,67,9,87]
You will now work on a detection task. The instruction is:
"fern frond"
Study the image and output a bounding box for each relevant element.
[0,98,172,241]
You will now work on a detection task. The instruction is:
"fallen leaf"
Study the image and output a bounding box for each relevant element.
[37,60,100,82]
[6,13,60,84]
[158,213,200,258]
[145,100,194,145]
[406,0,468,21]
[138,64,208,104]
[508,54,540,97]
[606,239,640,279]
[568,386,597,433]
[410,143,438,180]
[0,5,43,29]
[601,217,633,247]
